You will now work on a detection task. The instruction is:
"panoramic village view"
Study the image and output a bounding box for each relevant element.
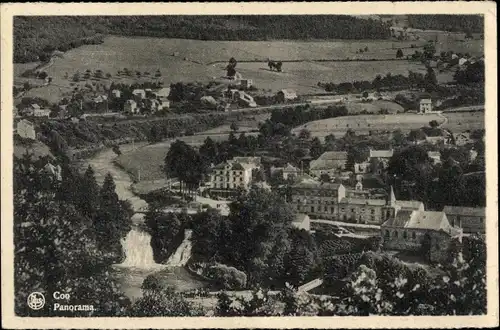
[13,15,486,317]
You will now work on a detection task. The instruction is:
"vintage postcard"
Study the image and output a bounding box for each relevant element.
[1,2,498,329]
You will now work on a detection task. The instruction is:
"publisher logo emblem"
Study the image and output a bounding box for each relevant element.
[27,292,45,310]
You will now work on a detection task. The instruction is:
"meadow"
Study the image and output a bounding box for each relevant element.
[291,113,446,138]
[16,34,480,102]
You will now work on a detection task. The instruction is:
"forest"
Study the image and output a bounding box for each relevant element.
[14,15,391,63]
[406,15,484,33]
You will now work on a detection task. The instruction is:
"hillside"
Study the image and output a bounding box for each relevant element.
[14,16,391,63]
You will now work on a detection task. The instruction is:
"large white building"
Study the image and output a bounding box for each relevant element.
[208,157,261,198]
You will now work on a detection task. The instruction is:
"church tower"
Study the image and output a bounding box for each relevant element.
[382,186,399,222]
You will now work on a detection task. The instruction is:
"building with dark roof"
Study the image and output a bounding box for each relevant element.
[292,213,311,232]
[443,206,486,234]
[309,151,348,177]
[381,210,462,263]
[289,180,424,225]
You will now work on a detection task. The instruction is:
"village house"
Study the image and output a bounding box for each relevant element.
[290,180,346,215]
[369,149,393,172]
[33,108,51,118]
[132,89,146,100]
[208,157,261,198]
[240,79,253,89]
[200,96,218,108]
[94,95,108,103]
[309,151,348,178]
[425,135,448,145]
[111,89,121,98]
[454,133,471,146]
[469,149,478,162]
[443,206,486,234]
[427,151,441,165]
[235,91,257,108]
[292,213,311,232]
[20,104,40,116]
[354,161,370,175]
[381,210,462,263]
[43,162,63,182]
[270,163,301,181]
[16,119,36,140]
[419,98,432,113]
[276,89,298,103]
[124,99,138,113]
[156,87,171,102]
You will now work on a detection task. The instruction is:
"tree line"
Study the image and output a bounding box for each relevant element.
[406,15,484,33]
[320,69,438,94]
[14,15,391,63]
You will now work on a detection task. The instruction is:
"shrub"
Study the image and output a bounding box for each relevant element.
[206,263,247,290]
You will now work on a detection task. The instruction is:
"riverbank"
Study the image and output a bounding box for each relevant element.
[84,141,207,302]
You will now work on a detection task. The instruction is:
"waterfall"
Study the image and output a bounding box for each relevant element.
[165,230,193,267]
[116,224,166,270]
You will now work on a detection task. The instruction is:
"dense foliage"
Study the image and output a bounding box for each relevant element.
[14,154,132,316]
[14,16,391,63]
[388,142,486,208]
[190,187,323,287]
[407,15,484,33]
[214,235,486,316]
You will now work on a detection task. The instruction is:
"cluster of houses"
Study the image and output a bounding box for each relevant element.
[123,87,171,114]
[205,152,485,263]
[16,104,51,118]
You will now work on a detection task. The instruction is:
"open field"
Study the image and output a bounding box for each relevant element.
[115,130,259,181]
[292,113,445,138]
[442,111,485,132]
[15,35,478,101]
[345,100,404,114]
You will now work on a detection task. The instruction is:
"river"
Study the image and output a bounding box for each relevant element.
[84,145,206,302]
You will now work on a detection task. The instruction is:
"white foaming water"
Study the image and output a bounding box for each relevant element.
[165,230,193,267]
[117,226,166,270]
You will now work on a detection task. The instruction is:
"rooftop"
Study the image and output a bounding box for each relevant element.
[340,197,386,206]
[383,210,451,231]
[156,87,171,97]
[294,213,309,224]
[370,149,393,158]
[396,200,425,211]
[317,151,348,161]
[443,206,485,217]
[292,181,343,190]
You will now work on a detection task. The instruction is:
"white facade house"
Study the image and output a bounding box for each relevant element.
[33,108,51,117]
[156,87,171,102]
[16,119,36,140]
[132,89,146,100]
[292,214,311,232]
[209,157,261,195]
[210,162,257,190]
[427,151,441,164]
[419,99,432,113]
[235,91,257,108]
[111,89,121,98]
[276,89,298,102]
[124,99,138,113]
